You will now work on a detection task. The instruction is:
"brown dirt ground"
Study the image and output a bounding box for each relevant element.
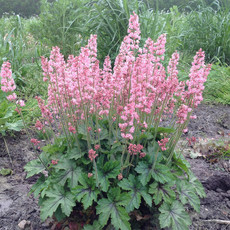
[0,103,230,230]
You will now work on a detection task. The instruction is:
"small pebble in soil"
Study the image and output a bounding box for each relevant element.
[18,220,31,229]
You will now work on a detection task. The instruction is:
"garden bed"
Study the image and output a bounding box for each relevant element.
[0,103,230,230]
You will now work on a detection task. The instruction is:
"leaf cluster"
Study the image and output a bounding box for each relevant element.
[25,121,205,230]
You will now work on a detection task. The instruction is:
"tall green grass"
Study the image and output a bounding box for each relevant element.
[0,15,48,97]
[183,2,230,64]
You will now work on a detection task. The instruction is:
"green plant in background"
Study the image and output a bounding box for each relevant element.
[0,15,49,98]
[29,0,89,58]
[203,64,230,104]
[0,0,41,17]
[24,13,209,229]
[183,0,230,64]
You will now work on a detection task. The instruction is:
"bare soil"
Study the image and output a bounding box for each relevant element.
[0,103,230,230]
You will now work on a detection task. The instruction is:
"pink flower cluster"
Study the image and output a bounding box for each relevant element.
[88,149,98,161]
[158,138,169,151]
[128,144,144,155]
[33,12,211,158]
[31,138,40,146]
[0,61,16,93]
[35,120,44,131]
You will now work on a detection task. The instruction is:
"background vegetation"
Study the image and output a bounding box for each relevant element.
[0,0,230,111]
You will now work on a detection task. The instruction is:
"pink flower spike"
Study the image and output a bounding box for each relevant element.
[95,145,100,150]
[0,61,16,92]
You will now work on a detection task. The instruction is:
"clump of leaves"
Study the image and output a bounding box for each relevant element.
[25,122,205,230]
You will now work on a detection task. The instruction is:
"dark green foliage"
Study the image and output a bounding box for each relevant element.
[97,188,131,230]
[0,0,41,17]
[40,185,75,221]
[29,0,90,58]
[25,120,205,229]
[183,5,230,64]
[118,174,152,212]
[97,160,120,192]
[73,174,100,209]
[159,201,192,230]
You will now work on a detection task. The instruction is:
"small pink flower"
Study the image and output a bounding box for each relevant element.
[35,120,44,130]
[6,93,17,101]
[51,160,58,165]
[88,173,93,178]
[140,152,146,158]
[88,149,98,161]
[158,138,169,151]
[87,127,92,132]
[128,143,143,155]
[183,128,188,133]
[17,100,25,107]
[95,145,100,150]
[68,125,76,134]
[30,138,40,146]
[129,126,135,133]
[118,173,123,180]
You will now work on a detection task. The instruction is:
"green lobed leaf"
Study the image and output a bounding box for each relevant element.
[29,174,46,197]
[5,120,23,132]
[73,174,99,210]
[53,159,82,188]
[172,153,190,174]
[67,147,84,160]
[96,188,131,230]
[151,164,174,183]
[177,180,200,212]
[97,160,120,192]
[119,174,152,212]
[159,201,191,230]
[40,185,75,221]
[188,172,206,198]
[24,153,49,178]
[135,161,152,186]
[149,182,176,205]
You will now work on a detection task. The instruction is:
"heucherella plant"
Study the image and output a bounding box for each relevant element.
[24,12,210,230]
[0,61,24,165]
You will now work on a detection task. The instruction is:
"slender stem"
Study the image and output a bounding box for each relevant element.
[93,159,99,187]
[3,136,13,167]
[18,106,50,173]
